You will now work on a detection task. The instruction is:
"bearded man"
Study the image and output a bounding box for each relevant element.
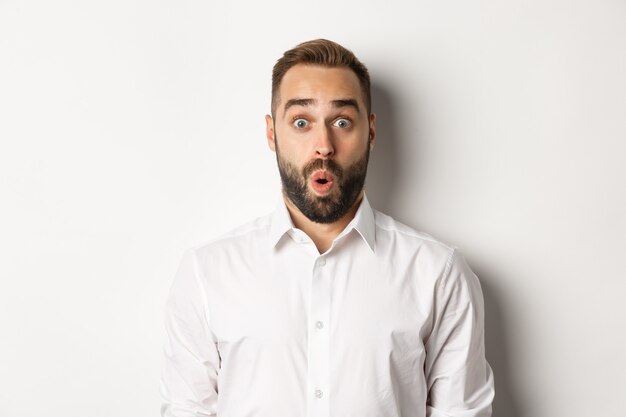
[161,39,494,417]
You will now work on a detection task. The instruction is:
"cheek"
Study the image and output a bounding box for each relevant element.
[277,145,308,172]
[277,138,315,165]
[338,137,369,162]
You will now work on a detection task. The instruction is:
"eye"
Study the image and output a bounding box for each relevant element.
[292,118,308,129]
[333,118,351,129]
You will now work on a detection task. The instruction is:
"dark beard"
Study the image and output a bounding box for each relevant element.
[275,136,369,224]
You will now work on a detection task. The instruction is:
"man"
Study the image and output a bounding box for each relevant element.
[161,39,494,417]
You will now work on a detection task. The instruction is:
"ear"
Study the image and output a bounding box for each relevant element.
[368,113,376,150]
[265,114,276,152]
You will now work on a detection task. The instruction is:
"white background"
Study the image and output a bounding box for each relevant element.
[1,1,625,416]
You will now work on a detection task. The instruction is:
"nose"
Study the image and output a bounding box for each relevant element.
[315,125,334,158]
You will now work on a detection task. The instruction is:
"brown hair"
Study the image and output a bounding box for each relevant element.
[271,39,371,116]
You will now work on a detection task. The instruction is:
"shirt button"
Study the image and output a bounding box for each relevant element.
[318,258,326,266]
[314,389,323,398]
[315,321,324,329]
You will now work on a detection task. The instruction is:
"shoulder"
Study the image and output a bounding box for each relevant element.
[373,209,455,257]
[367,208,483,299]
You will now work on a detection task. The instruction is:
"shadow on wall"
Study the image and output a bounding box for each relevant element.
[478,269,523,417]
[366,81,521,417]
[366,82,401,214]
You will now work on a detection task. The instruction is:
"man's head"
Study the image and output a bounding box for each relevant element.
[265,39,376,224]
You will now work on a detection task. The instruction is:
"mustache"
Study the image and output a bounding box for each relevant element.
[302,158,344,179]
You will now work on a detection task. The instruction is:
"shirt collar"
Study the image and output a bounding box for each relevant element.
[268,193,376,253]
[347,194,376,252]
[268,195,296,248]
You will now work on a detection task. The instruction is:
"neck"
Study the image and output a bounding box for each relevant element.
[283,191,364,254]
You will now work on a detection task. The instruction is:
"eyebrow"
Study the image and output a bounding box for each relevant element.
[283,98,316,113]
[332,99,360,112]
[283,98,361,114]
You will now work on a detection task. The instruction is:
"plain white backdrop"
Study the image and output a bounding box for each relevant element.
[1,0,625,416]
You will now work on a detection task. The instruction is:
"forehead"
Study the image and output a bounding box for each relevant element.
[279,64,364,109]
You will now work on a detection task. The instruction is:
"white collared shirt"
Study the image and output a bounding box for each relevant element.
[160,195,494,417]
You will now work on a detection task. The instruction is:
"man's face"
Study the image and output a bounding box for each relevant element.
[265,64,376,223]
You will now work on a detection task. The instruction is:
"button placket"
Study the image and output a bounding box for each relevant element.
[307,256,331,417]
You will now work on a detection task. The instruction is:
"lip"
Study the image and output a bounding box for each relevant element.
[309,170,335,195]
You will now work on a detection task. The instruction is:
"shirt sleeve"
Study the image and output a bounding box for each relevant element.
[160,249,220,417]
[424,249,495,417]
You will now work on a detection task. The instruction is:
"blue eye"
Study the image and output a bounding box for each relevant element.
[333,118,351,128]
[293,118,308,129]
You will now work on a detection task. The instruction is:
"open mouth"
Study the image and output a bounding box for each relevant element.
[310,170,335,194]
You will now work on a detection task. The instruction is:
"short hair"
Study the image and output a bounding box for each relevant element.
[271,39,371,116]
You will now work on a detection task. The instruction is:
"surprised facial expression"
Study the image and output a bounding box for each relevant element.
[265,65,376,223]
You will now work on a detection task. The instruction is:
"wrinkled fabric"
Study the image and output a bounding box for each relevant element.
[161,195,494,417]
